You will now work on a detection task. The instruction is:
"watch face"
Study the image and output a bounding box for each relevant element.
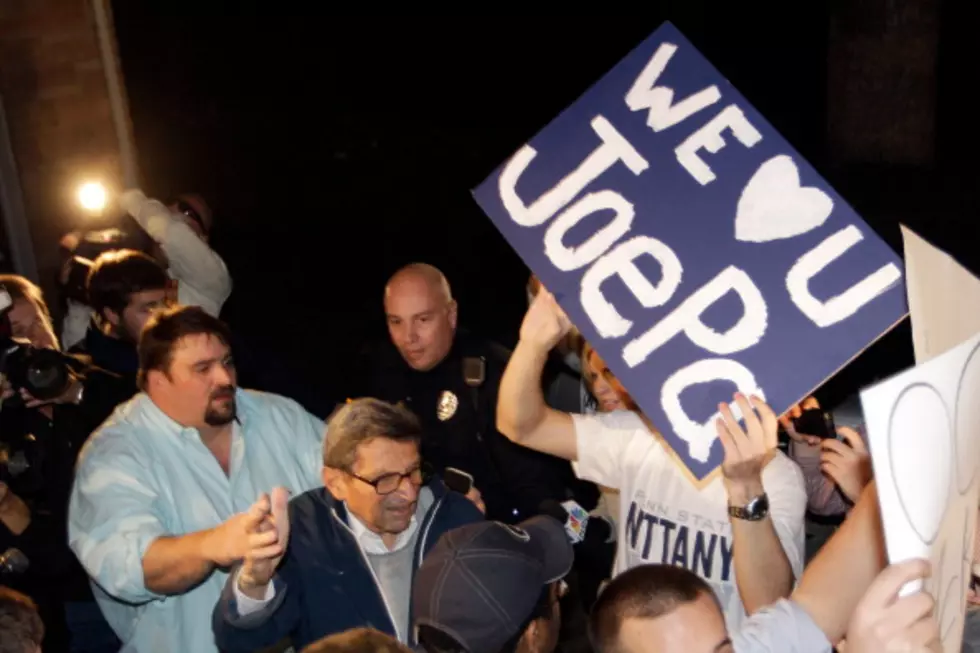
[746,494,770,518]
[730,493,769,521]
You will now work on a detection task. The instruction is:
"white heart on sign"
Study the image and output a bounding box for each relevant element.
[735,154,833,243]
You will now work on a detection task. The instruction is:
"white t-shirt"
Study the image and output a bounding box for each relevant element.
[572,410,807,632]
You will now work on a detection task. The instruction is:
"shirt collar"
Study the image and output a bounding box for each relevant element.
[346,505,419,554]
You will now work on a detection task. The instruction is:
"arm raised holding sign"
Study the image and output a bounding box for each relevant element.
[497,290,578,461]
[716,394,797,614]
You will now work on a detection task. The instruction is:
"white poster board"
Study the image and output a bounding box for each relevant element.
[861,330,980,653]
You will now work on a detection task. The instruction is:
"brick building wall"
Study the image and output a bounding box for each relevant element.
[0,0,131,293]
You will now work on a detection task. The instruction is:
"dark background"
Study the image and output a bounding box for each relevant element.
[108,3,979,415]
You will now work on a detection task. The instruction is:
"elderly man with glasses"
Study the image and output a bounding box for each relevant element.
[212,398,485,653]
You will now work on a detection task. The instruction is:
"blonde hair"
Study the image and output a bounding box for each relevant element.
[0,275,56,348]
[0,275,52,325]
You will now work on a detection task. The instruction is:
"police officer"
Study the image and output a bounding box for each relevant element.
[354,263,593,524]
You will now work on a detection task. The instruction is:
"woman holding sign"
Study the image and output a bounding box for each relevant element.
[497,290,807,630]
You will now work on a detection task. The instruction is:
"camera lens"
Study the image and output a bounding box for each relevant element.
[23,349,71,401]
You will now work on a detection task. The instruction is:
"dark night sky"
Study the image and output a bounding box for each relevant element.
[109,4,967,415]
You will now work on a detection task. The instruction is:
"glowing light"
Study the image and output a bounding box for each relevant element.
[77,182,107,212]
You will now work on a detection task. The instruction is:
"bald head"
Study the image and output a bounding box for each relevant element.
[384,263,458,371]
[385,263,453,304]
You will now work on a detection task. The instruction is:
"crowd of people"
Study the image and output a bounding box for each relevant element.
[0,189,972,653]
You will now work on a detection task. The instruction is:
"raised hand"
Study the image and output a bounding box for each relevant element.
[717,393,779,489]
[519,290,572,354]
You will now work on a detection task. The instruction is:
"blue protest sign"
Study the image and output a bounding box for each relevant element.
[472,22,907,484]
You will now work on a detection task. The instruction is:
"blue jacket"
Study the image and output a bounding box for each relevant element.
[212,480,482,652]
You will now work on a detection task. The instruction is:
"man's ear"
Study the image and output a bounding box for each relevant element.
[447,300,459,330]
[145,368,169,393]
[323,467,348,501]
[103,307,122,328]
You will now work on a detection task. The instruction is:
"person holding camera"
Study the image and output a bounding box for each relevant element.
[68,249,171,422]
[781,395,873,563]
[58,227,153,351]
[119,189,231,317]
[0,275,120,653]
[59,190,231,350]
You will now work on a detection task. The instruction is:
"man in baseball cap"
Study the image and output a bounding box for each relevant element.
[413,516,572,653]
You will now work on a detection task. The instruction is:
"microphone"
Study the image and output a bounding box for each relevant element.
[0,548,29,575]
[539,499,613,546]
[463,357,485,388]
[539,499,590,544]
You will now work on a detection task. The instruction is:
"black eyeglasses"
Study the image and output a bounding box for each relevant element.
[346,462,430,495]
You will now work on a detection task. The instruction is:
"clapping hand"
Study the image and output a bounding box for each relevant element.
[237,487,291,596]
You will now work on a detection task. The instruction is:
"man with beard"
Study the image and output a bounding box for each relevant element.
[68,306,325,653]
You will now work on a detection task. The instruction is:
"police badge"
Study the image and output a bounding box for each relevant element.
[436,390,459,421]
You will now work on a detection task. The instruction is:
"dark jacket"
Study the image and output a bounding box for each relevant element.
[69,324,140,424]
[353,331,596,523]
[0,379,125,652]
[212,479,483,652]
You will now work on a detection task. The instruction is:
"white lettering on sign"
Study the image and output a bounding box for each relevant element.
[623,266,768,368]
[675,105,764,185]
[499,116,649,228]
[787,225,903,328]
[581,236,683,339]
[625,41,722,132]
[661,358,765,463]
[544,190,635,271]
[489,36,902,469]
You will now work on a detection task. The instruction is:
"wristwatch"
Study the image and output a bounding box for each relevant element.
[728,493,770,521]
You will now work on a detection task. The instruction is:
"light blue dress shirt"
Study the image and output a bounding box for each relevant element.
[68,389,325,653]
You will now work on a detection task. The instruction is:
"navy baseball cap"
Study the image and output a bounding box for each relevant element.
[412,516,573,653]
